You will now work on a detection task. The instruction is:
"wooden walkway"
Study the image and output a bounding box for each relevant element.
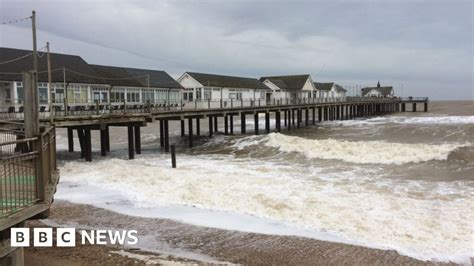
[33,98,429,162]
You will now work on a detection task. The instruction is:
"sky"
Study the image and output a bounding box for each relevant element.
[0,0,472,100]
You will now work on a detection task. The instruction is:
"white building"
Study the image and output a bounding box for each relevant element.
[177,72,271,108]
[259,74,316,102]
[313,82,347,102]
[0,47,182,112]
[361,82,394,97]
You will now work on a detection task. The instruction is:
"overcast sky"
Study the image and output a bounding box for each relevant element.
[0,0,472,100]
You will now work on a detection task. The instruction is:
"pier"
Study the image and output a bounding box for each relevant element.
[4,97,429,162]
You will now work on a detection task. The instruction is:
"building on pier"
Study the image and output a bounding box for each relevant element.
[313,82,347,101]
[361,81,394,97]
[0,47,182,110]
[90,64,182,105]
[177,72,271,107]
[259,74,316,101]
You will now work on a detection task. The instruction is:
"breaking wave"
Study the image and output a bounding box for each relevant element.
[259,133,469,165]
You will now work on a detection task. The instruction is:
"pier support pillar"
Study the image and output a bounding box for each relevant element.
[230,115,234,134]
[340,105,344,120]
[77,129,85,158]
[312,107,316,125]
[297,109,301,128]
[224,115,229,135]
[291,109,295,126]
[67,128,74,152]
[209,116,213,136]
[164,120,169,152]
[85,128,92,162]
[180,119,185,137]
[265,112,270,133]
[336,105,340,120]
[105,126,110,152]
[188,118,193,148]
[288,110,292,130]
[100,128,107,156]
[284,110,287,127]
[424,102,428,112]
[196,118,200,136]
[159,120,164,147]
[214,116,218,132]
[241,113,246,134]
[318,107,322,122]
[305,108,309,126]
[401,103,406,112]
[254,113,259,135]
[413,103,417,112]
[134,126,141,155]
[127,126,134,159]
[276,111,281,132]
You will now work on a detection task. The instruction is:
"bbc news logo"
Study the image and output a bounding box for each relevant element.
[11,228,138,247]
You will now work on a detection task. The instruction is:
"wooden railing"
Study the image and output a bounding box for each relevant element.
[0,123,57,223]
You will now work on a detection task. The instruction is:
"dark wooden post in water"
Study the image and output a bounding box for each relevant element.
[230,115,234,134]
[241,113,246,134]
[180,120,185,137]
[164,120,169,152]
[67,128,74,152]
[318,107,322,122]
[134,126,141,154]
[188,118,193,148]
[254,113,259,135]
[170,145,176,168]
[159,120,164,147]
[77,129,85,158]
[312,107,316,125]
[127,126,135,159]
[284,110,287,127]
[105,126,110,152]
[401,103,406,112]
[424,102,428,112]
[208,116,213,136]
[85,128,92,162]
[265,112,270,133]
[413,103,417,112]
[276,111,281,132]
[214,116,218,132]
[100,128,107,156]
[196,118,200,136]
[224,115,229,135]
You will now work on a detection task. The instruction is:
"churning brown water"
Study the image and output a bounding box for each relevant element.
[52,101,473,264]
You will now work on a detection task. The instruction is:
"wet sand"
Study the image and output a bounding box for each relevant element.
[24,200,459,265]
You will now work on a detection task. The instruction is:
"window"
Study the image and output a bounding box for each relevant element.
[260,91,265,99]
[16,82,24,102]
[204,89,211,100]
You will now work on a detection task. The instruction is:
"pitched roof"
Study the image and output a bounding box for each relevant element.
[314,82,334,91]
[361,86,393,96]
[260,74,310,90]
[334,84,347,93]
[185,72,269,90]
[90,65,182,89]
[0,47,104,84]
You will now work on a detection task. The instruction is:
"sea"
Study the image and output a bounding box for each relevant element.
[53,101,474,264]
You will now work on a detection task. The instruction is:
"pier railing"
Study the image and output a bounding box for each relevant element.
[0,96,409,119]
[0,124,57,219]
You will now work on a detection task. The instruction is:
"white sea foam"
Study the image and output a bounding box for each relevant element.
[56,154,474,263]
[328,115,474,126]
[260,133,468,165]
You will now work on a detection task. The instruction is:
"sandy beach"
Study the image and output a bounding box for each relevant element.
[23,200,460,265]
